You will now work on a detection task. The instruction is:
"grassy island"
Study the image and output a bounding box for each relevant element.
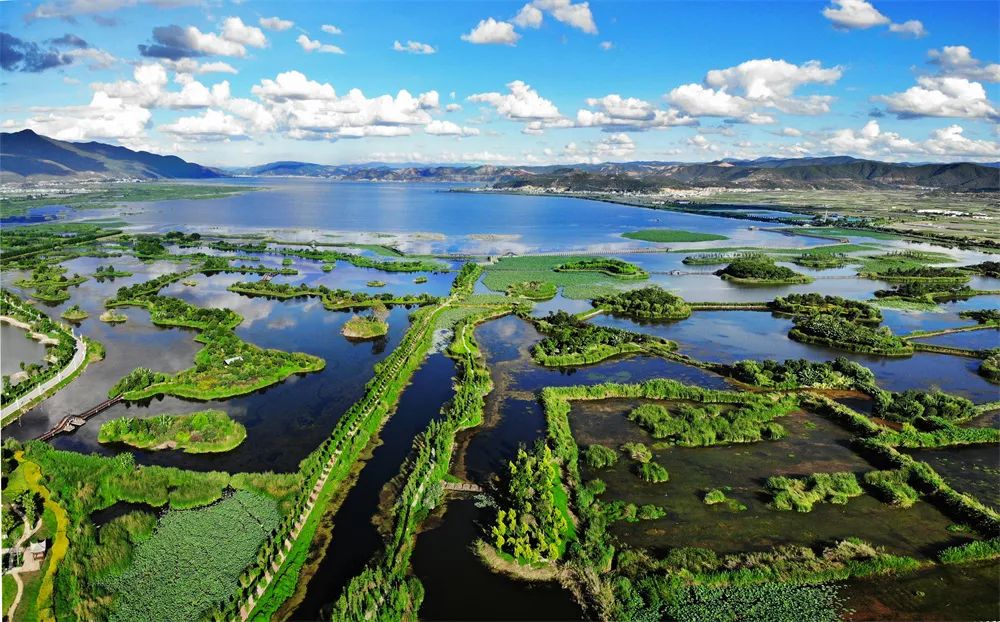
[366,280,387,288]
[788,314,914,356]
[60,305,89,321]
[99,309,128,323]
[98,410,247,453]
[979,350,1000,383]
[592,286,691,320]
[719,357,878,392]
[874,281,979,304]
[226,280,437,310]
[769,293,882,324]
[792,252,847,269]
[342,314,389,339]
[622,229,727,243]
[626,395,795,446]
[506,280,558,300]
[554,258,648,280]
[93,265,133,279]
[715,257,812,285]
[531,310,675,366]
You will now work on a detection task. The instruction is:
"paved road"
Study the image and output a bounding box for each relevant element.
[1,335,88,421]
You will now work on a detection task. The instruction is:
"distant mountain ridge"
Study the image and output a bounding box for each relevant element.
[0,131,995,191]
[0,129,221,180]
[233,156,998,191]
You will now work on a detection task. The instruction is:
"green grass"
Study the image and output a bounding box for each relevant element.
[786,227,904,241]
[341,315,389,339]
[484,255,645,300]
[622,229,728,243]
[506,280,558,300]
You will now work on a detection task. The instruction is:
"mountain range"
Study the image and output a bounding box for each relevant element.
[2,130,996,191]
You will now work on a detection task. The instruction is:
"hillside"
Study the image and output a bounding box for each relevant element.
[235,157,996,191]
[0,130,221,180]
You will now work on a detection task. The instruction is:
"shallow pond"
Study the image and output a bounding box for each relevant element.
[570,399,974,559]
[1,323,48,377]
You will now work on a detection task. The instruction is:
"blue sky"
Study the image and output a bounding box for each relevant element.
[1,0,997,166]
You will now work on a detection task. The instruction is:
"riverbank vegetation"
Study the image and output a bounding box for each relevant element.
[621,229,727,243]
[98,410,247,453]
[718,357,878,392]
[715,256,812,285]
[769,293,881,324]
[591,286,691,320]
[530,310,675,366]
[980,350,1000,383]
[1,291,81,410]
[788,314,913,356]
[793,251,848,269]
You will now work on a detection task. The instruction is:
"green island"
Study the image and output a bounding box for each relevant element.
[715,256,812,285]
[621,229,728,243]
[553,257,649,280]
[105,275,325,400]
[93,265,133,280]
[788,314,914,356]
[769,293,882,324]
[703,488,747,511]
[99,309,128,324]
[792,251,848,269]
[366,280,387,287]
[226,280,437,310]
[979,350,1000,383]
[506,280,558,300]
[59,305,88,322]
[861,265,972,284]
[530,310,676,366]
[591,285,692,320]
[766,472,864,512]
[97,410,247,453]
[341,307,390,339]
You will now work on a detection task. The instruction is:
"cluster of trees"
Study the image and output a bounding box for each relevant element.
[491,444,572,564]
[715,256,811,284]
[592,286,692,320]
[555,258,648,279]
[959,309,1000,325]
[769,293,882,324]
[229,280,437,309]
[722,357,878,393]
[682,251,762,266]
[793,252,847,269]
[163,230,202,244]
[874,280,976,303]
[108,367,166,398]
[626,399,792,447]
[981,349,1000,383]
[789,314,913,355]
[94,264,132,278]
[869,266,970,282]
[874,389,977,422]
[208,239,264,253]
[532,310,667,365]
[1,223,117,260]
[584,443,618,469]
[766,472,863,512]
[277,247,443,273]
[964,261,1000,278]
[506,280,557,300]
[131,235,167,257]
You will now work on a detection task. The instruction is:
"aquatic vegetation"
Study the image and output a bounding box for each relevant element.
[873,280,979,303]
[367,280,387,287]
[592,285,692,320]
[788,314,913,356]
[636,461,669,483]
[554,258,649,279]
[963,261,1000,278]
[227,280,437,310]
[702,488,747,511]
[792,252,848,269]
[601,501,668,522]
[980,349,1000,383]
[959,309,1000,325]
[715,256,812,284]
[666,582,845,622]
[863,469,919,507]
[584,443,619,469]
[861,265,970,283]
[769,293,882,324]
[506,280,558,300]
[620,441,652,463]
[938,537,1000,564]
[625,399,792,446]
[621,229,727,243]
[100,491,281,622]
[766,472,863,512]
[98,410,247,453]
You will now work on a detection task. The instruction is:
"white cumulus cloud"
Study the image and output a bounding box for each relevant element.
[425,120,479,136]
[461,18,520,45]
[393,40,436,54]
[875,76,998,120]
[220,17,267,48]
[160,108,247,138]
[259,16,294,31]
[297,34,344,54]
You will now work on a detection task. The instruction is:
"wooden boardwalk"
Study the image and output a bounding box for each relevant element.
[442,481,483,493]
[35,395,123,442]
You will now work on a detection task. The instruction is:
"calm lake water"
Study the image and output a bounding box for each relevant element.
[4,180,998,621]
[1,323,47,376]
